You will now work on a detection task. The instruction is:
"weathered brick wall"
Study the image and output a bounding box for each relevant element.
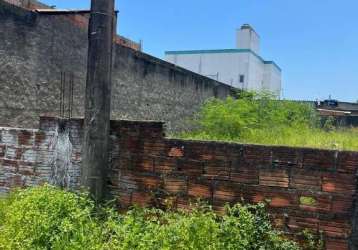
[0,125,55,194]
[1,117,358,249]
[0,117,83,195]
[111,120,358,250]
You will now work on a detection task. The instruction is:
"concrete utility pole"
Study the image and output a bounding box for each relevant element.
[82,0,115,201]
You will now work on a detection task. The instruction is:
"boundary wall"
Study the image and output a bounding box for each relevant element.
[1,117,358,250]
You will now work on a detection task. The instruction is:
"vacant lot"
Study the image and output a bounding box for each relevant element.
[179,93,358,151]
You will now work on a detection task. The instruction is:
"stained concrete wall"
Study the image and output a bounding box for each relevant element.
[0,1,234,132]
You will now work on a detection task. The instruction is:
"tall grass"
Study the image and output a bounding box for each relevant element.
[179,92,358,151]
[184,127,358,151]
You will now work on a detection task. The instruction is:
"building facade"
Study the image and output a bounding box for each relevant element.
[316,99,358,127]
[165,24,282,96]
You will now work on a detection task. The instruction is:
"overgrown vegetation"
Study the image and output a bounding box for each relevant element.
[179,92,358,151]
[0,185,309,250]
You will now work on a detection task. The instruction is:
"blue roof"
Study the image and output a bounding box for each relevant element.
[165,49,281,72]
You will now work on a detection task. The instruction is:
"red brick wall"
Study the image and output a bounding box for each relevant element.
[1,117,358,249]
[110,120,358,250]
[0,126,57,194]
[0,117,83,194]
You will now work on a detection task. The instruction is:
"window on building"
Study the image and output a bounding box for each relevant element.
[239,75,245,83]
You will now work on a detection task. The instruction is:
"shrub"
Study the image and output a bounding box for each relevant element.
[0,185,104,250]
[100,203,300,250]
[0,186,303,250]
[189,92,318,140]
[179,91,358,151]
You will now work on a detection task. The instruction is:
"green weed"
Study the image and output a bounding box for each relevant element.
[0,185,303,250]
[178,92,358,151]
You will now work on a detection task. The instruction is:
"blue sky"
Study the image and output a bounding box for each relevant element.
[42,0,358,102]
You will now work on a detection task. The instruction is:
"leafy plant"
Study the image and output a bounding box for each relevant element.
[178,91,358,151]
[0,185,104,250]
[300,229,324,250]
[0,186,302,250]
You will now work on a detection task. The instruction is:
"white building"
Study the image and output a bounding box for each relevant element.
[165,24,282,96]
